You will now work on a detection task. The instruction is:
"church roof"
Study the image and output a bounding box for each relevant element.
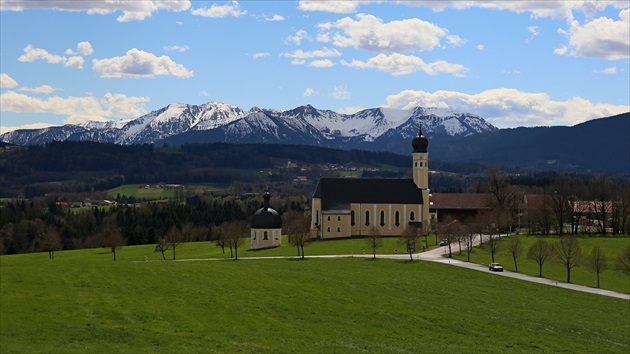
[313,178,424,211]
[251,191,282,229]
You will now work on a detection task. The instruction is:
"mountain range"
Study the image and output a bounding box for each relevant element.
[1,102,628,174]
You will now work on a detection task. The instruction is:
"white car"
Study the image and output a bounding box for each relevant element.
[489,263,504,272]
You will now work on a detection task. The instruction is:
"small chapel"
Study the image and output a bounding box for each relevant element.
[250,191,283,249]
[310,124,430,239]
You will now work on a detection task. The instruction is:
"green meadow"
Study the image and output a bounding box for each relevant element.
[1,240,629,353]
[449,235,630,294]
[107,183,228,200]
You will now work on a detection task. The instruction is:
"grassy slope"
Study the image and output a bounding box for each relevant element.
[1,242,629,353]
[449,235,630,294]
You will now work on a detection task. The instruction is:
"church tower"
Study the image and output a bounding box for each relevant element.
[411,123,430,234]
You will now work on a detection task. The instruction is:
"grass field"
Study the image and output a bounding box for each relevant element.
[107,183,228,200]
[1,240,629,353]
[449,235,630,294]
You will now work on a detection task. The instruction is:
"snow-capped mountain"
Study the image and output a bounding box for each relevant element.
[0,102,497,153]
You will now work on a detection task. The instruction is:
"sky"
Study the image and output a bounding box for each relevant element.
[0,0,629,134]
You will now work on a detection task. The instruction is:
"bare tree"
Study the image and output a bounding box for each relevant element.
[102,226,125,262]
[551,235,583,283]
[165,226,183,260]
[506,235,523,272]
[365,226,383,259]
[527,239,550,277]
[615,245,630,276]
[463,224,477,262]
[285,210,311,259]
[400,225,421,261]
[587,246,607,288]
[225,220,247,260]
[214,224,228,255]
[38,226,63,260]
[154,237,170,260]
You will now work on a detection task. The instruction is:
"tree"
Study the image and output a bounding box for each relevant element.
[154,237,170,260]
[506,235,523,272]
[615,245,630,276]
[214,225,228,255]
[365,226,383,259]
[587,246,607,288]
[527,239,550,277]
[102,226,125,261]
[400,225,421,261]
[165,226,183,260]
[462,225,477,262]
[485,229,501,264]
[224,220,247,260]
[285,210,311,259]
[551,235,583,283]
[38,226,63,260]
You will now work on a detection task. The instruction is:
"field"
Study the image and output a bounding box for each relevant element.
[449,235,630,294]
[1,240,629,353]
[107,184,228,200]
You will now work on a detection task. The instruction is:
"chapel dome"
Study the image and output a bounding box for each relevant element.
[251,191,283,229]
[412,124,428,153]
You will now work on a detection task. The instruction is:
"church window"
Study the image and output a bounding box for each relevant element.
[253,232,257,240]
[395,211,400,226]
[351,210,355,226]
[410,211,415,221]
[338,216,341,221]
[365,210,370,226]
[327,216,331,221]
[415,162,417,167]
[337,227,341,232]
[263,231,268,240]
[380,210,385,226]
[420,162,423,167]
[327,227,330,232]
[316,211,319,225]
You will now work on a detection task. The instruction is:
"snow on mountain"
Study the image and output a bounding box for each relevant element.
[0,102,497,148]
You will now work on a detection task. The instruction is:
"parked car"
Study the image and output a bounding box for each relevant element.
[439,239,449,246]
[489,263,504,272]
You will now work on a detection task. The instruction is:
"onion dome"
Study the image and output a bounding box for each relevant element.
[251,191,283,229]
[412,123,429,153]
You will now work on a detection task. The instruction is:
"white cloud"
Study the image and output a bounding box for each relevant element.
[281,47,342,59]
[18,44,85,69]
[253,52,269,59]
[309,59,334,68]
[1,122,55,134]
[446,35,465,47]
[0,90,150,124]
[298,1,360,14]
[384,88,630,128]
[595,67,617,74]
[265,14,285,21]
[19,85,62,94]
[200,90,209,97]
[285,29,309,45]
[527,26,541,42]
[291,59,306,65]
[0,73,18,88]
[319,14,451,53]
[476,44,485,51]
[553,45,568,55]
[164,45,190,52]
[562,9,630,60]
[92,48,193,78]
[303,88,316,97]
[191,1,246,18]
[176,21,184,25]
[65,41,94,56]
[332,85,350,100]
[341,53,467,77]
[0,0,191,22]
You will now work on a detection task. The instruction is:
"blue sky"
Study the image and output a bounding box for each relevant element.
[1,0,628,134]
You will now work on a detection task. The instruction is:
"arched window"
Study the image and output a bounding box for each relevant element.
[337,216,341,221]
[365,210,370,226]
[410,211,415,221]
[395,211,400,226]
[263,231,268,240]
[327,227,331,232]
[351,210,355,226]
[380,210,385,226]
[337,227,341,232]
[327,216,331,221]
[316,210,319,225]
[253,231,257,240]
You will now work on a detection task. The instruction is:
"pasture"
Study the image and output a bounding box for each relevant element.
[1,241,629,353]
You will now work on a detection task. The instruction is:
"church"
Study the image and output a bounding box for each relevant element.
[310,125,430,239]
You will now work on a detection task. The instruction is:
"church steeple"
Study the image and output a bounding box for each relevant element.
[412,121,429,190]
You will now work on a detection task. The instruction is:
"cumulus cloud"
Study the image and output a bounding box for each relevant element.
[594,67,617,74]
[298,1,360,14]
[341,53,467,77]
[384,88,630,128]
[92,48,193,78]
[191,1,246,18]
[318,14,451,53]
[309,59,334,68]
[332,85,350,100]
[281,47,342,59]
[253,52,269,59]
[0,73,18,88]
[562,9,630,60]
[19,85,62,94]
[0,90,150,125]
[476,44,485,51]
[264,14,284,21]
[303,88,316,97]
[285,29,309,45]
[18,44,85,69]
[164,45,190,52]
[65,41,94,56]
[0,0,191,22]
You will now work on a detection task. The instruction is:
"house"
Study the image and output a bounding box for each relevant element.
[310,124,430,239]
